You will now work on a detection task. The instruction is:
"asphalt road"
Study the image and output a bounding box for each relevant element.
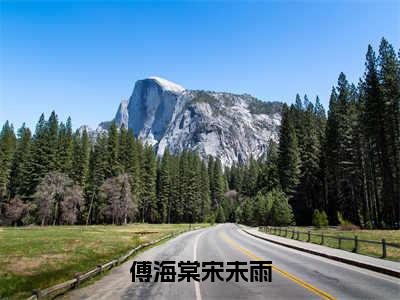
[64,224,400,300]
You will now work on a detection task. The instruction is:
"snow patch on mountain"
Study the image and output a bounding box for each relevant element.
[148,76,185,94]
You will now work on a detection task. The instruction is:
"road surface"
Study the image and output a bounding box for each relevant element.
[64,224,400,300]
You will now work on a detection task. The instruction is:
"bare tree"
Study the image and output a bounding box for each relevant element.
[98,173,137,225]
[35,172,84,225]
[0,197,30,225]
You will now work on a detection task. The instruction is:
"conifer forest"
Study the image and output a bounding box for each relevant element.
[0,38,399,229]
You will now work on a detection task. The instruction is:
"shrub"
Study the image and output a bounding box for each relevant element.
[269,189,294,226]
[255,192,273,226]
[1,197,30,226]
[312,209,329,228]
[205,212,215,225]
[320,211,329,227]
[337,212,359,231]
[312,209,322,228]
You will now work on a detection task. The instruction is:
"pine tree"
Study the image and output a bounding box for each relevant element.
[200,160,211,221]
[9,124,32,197]
[169,154,181,222]
[314,96,328,211]
[278,104,301,196]
[106,122,121,177]
[270,189,294,226]
[336,74,358,222]
[85,133,108,223]
[314,96,327,139]
[207,156,215,202]
[324,74,362,225]
[185,154,202,222]
[241,199,255,226]
[0,121,16,200]
[118,126,128,172]
[71,129,90,187]
[262,140,280,192]
[295,100,322,224]
[324,88,341,222]
[157,148,171,223]
[30,114,48,190]
[125,130,141,220]
[292,94,306,155]
[175,150,188,222]
[29,112,59,191]
[377,38,400,227]
[228,163,243,192]
[56,117,73,174]
[212,158,225,207]
[362,44,384,227]
[47,111,59,171]
[141,146,157,222]
[255,192,273,226]
[242,157,259,197]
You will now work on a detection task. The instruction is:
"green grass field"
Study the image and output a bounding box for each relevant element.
[261,226,400,261]
[0,223,208,299]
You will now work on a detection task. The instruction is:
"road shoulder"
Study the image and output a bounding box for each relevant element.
[240,226,400,278]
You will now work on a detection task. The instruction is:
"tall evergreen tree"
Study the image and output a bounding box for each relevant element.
[212,158,225,207]
[47,111,59,171]
[362,44,384,227]
[207,156,215,201]
[71,129,90,187]
[106,122,121,177]
[118,126,128,172]
[377,38,400,227]
[0,121,16,200]
[30,114,50,191]
[9,124,32,197]
[278,104,301,196]
[336,73,357,222]
[242,157,259,197]
[56,117,73,174]
[324,88,341,222]
[295,99,322,224]
[157,148,171,223]
[125,130,141,219]
[200,160,211,221]
[169,154,181,222]
[85,133,108,223]
[141,146,157,222]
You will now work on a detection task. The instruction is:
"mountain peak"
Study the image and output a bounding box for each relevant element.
[147,76,185,93]
[98,78,282,166]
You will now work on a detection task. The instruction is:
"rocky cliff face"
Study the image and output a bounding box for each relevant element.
[101,77,282,166]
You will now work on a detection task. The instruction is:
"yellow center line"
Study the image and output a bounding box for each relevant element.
[219,232,337,300]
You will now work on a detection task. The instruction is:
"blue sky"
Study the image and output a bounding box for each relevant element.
[1,0,399,130]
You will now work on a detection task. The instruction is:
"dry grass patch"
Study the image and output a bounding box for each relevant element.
[6,254,68,276]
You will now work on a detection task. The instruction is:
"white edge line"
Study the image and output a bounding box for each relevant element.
[193,231,205,300]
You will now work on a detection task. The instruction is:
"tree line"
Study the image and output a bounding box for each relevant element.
[0,110,293,226]
[210,38,399,229]
[0,38,398,228]
[275,37,399,228]
[0,117,221,225]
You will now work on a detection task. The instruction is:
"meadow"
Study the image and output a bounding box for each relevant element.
[261,226,400,261]
[0,223,208,299]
